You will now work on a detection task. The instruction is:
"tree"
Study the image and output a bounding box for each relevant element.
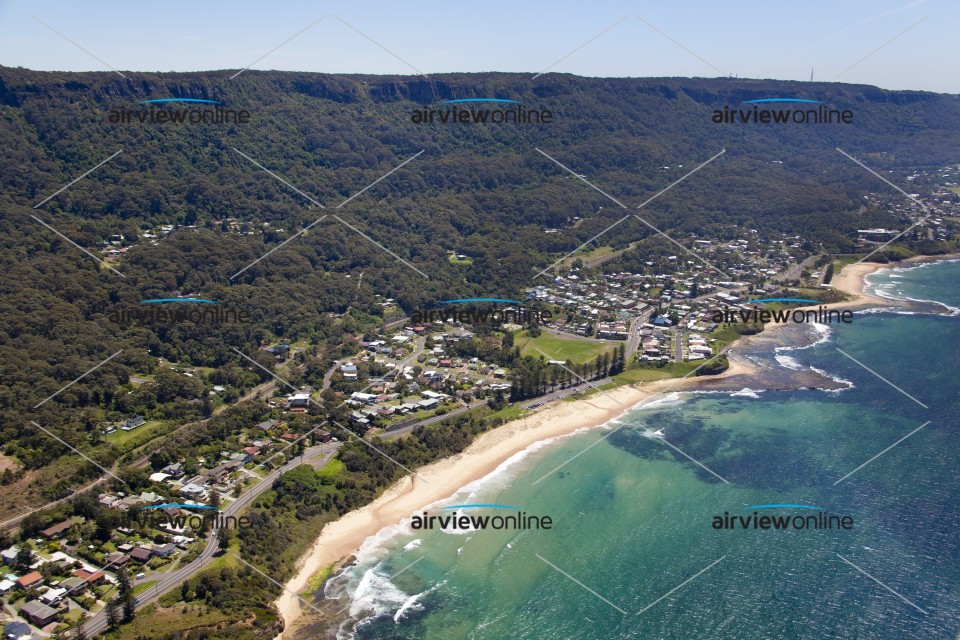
[117,568,135,623]
[217,527,231,555]
[75,614,89,640]
[106,597,120,629]
[14,546,33,572]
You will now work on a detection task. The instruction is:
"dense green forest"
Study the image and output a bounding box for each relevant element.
[2,67,959,511]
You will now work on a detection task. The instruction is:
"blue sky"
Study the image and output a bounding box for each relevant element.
[0,0,955,92]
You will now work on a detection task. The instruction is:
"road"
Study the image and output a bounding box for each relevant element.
[3,371,283,533]
[773,254,820,285]
[83,443,339,637]
[81,368,617,637]
[625,315,645,361]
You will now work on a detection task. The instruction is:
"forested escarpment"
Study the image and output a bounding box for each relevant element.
[1,67,959,512]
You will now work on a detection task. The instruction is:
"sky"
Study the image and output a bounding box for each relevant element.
[0,0,956,93]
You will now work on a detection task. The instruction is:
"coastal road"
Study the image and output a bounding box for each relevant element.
[521,377,614,409]
[625,316,643,361]
[383,399,487,437]
[83,443,338,637]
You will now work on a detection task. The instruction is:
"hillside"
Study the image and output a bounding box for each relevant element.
[1,67,959,511]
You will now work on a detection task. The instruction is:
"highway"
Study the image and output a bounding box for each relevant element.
[82,443,339,637]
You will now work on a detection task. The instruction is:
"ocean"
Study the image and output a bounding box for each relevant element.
[311,259,960,640]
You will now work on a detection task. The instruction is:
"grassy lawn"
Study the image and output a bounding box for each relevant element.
[486,404,528,421]
[106,420,167,446]
[103,602,232,640]
[612,362,700,385]
[516,330,613,364]
[317,458,345,476]
[448,254,472,265]
[133,580,158,596]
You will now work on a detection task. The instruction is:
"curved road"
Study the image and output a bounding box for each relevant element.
[83,443,338,637]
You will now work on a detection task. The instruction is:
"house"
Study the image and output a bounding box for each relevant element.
[286,393,310,409]
[255,420,276,432]
[40,520,73,539]
[1,546,19,565]
[161,462,185,478]
[122,415,146,431]
[118,496,142,510]
[265,344,290,358]
[340,363,358,379]
[0,579,14,594]
[20,600,57,627]
[179,483,207,500]
[242,446,260,457]
[98,494,120,508]
[16,571,43,589]
[102,554,129,568]
[129,548,153,563]
[73,567,107,584]
[350,392,377,405]
[4,621,32,640]
[61,576,88,596]
[206,459,243,482]
[40,587,66,605]
[152,543,176,558]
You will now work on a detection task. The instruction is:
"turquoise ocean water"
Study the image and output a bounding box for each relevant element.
[320,260,960,640]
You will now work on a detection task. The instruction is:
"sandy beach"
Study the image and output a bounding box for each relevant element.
[821,262,890,309]
[275,357,754,635]
[273,260,886,636]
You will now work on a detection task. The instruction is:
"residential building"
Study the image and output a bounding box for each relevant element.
[16,571,43,589]
[40,520,73,539]
[20,600,57,627]
[3,621,32,640]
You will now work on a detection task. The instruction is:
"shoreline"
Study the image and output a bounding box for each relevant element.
[273,256,945,636]
[275,360,754,635]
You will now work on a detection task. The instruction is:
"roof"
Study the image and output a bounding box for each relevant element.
[4,621,31,637]
[73,568,106,582]
[16,571,42,587]
[129,547,152,560]
[19,599,56,618]
[41,520,72,538]
[61,577,88,590]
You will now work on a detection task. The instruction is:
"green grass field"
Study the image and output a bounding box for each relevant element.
[133,580,158,596]
[486,404,528,421]
[106,420,167,446]
[612,362,701,385]
[517,330,613,364]
[317,458,345,476]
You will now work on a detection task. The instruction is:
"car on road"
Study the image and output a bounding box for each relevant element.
[136,572,145,579]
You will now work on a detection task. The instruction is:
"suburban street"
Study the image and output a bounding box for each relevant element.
[82,443,339,636]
